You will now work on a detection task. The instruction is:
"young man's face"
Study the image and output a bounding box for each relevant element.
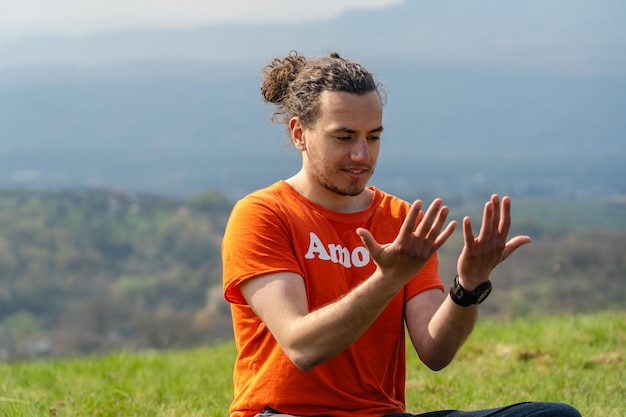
[296,90,383,198]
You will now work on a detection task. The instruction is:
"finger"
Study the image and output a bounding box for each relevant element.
[425,204,450,241]
[414,198,443,237]
[478,201,493,241]
[398,200,423,239]
[462,216,475,247]
[432,220,457,251]
[491,194,501,235]
[498,196,512,239]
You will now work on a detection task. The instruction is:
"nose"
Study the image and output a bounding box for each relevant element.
[350,138,370,163]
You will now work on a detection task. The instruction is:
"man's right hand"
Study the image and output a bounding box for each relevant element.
[356,198,457,286]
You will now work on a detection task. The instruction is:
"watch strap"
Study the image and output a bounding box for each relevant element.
[449,275,492,307]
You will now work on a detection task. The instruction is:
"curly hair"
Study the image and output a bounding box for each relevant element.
[260,51,385,130]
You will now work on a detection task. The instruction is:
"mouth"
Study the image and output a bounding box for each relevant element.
[342,167,370,180]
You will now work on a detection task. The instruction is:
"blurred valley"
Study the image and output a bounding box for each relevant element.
[0,187,624,361]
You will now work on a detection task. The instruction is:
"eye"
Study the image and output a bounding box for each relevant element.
[367,135,381,141]
[335,136,352,142]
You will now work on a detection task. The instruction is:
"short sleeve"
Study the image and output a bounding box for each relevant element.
[222,195,304,305]
[404,252,444,303]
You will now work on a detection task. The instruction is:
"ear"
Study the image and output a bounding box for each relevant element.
[289,117,306,151]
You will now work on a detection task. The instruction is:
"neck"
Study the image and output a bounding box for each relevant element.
[285,172,372,214]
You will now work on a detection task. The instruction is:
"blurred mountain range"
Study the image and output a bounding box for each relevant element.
[1,0,625,200]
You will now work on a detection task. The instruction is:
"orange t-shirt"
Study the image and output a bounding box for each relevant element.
[222,181,444,417]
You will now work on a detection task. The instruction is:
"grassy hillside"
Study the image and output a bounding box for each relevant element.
[1,311,624,416]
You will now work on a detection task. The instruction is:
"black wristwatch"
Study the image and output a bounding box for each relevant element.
[449,274,492,307]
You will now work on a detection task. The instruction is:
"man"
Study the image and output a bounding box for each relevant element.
[221,51,580,417]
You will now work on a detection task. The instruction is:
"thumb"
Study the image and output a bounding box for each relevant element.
[356,227,380,254]
[501,235,532,261]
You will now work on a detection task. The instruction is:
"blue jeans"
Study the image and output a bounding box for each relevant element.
[384,402,581,417]
[256,402,581,417]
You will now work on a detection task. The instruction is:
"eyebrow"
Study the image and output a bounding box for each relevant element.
[330,126,384,134]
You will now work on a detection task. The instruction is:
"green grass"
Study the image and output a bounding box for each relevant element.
[1,311,624,416]
[0,345,235,417]
[405,311,625,416]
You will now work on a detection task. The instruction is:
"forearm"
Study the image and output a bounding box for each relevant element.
[282,269,402,371]
[425,295,478,369]
[406,289,479,371]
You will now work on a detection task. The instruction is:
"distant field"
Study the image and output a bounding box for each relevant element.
[384,186,626,236]
[1,311,624,417]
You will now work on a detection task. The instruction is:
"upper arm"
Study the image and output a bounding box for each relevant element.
[239,271,310,349]
[222,195,302,305]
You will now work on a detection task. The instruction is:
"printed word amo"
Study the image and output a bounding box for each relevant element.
[304,232,370,268]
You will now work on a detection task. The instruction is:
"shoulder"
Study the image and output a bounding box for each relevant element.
[370,187,411,216]
[225,181,303,239]
[237,181,285,205]
[231,182,290,217]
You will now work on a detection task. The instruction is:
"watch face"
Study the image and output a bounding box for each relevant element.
[476,286,492,304]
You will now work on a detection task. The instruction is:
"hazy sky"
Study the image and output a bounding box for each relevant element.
[0,0,402,40]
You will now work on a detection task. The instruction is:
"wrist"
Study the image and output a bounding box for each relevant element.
[449,274,492,307]
[457,274,488,291]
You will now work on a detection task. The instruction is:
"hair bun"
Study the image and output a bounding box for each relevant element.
[261,51,306,104]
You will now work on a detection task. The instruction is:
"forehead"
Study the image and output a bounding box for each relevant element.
[316,90,383,128]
